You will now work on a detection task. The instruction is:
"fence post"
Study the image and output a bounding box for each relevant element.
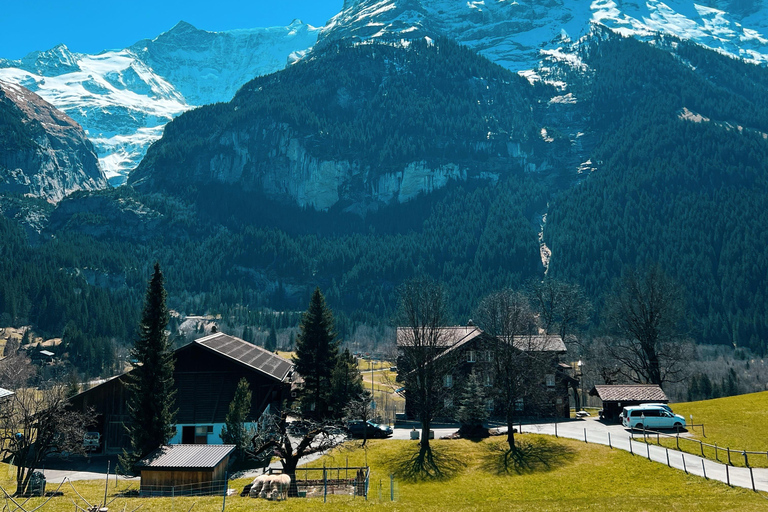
[629,436,633,455]
[727,447,732,466]
[700,440,704,457]
[555,422,558,438]
[702,459,707,480]
[676,432,679,450]
[743,451,749,468]
[715,443,719,462]
[726,463,730,486]
[646,441,650,460]
[702,424,705,437]
[221,471,227,512]
[323,467,328,503]
[681,453,687,474]
[750,467,756,492]
[390,474,394,501]
[584,428,587,443]
[608,432,612,449]
[666,448,670,467]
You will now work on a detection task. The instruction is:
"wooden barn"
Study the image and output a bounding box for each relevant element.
[69,332,294,452]
[136,444,235,496]
[590,384,669,422]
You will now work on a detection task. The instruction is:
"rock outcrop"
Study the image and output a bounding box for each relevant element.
[0,80,107,202]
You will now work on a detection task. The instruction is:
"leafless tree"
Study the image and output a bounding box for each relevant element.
[0,354,35,390]
[474,289,550,454]
[247,410,345,497]
[343,392,374,446]
[603,265,690,385]
[395,276,454,476]
[528,278,592,346]
[0,385,93,496]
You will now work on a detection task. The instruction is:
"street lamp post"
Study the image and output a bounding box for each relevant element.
[577,360,584,411]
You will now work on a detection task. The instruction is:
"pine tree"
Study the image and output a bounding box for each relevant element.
[456,373,489,438]
[265,324,277,352]
[329,348,365,419]
[293,288,339,419]
[120,263,176,473]
[220,378,253,455]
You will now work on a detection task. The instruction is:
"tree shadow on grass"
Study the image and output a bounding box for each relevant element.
[481,437,577,476]
[383,444,464,482]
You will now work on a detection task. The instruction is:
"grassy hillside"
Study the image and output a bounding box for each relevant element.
[10,436,766,511]
[674,391,768,453]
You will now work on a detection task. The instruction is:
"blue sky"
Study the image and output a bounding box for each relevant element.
[1,0,343,60]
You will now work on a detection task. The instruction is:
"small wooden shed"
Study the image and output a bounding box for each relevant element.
[590,384,668,422]
[136,444,235,496]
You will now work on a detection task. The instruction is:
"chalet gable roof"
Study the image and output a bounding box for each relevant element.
[590,384,668,403]
[193,332,293,382]
[396,326,482,348]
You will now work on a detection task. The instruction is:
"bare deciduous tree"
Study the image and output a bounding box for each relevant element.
[247,410,344,497]
[474,289,550,453]
[603,265,690,385]
[0,386,93,496]
[395,276,454,476]
[528,278,592,344]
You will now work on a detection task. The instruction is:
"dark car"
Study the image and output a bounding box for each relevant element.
[347,420,393,439]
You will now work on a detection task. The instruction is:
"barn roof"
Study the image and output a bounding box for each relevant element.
[136,444,235,470]
[194,333,293,382]
[590,385,668,403]
[0,387,13,400]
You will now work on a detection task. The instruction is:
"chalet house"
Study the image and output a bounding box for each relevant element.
[69,332,294,453]
[397,325,575,420]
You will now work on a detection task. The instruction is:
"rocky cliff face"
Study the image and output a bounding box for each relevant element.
[0,80,107,202]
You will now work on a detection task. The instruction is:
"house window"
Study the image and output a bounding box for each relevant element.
[194,425,212,444]
[515,398,524,411]
[484,373,493,387]
[466,350,476,363]
[546,374,556,388]
[485,398,495,411]
[443,374,453,388]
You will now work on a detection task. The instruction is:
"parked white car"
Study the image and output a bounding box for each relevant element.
[622,405,686,430]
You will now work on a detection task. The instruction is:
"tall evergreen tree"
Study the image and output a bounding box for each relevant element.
[265,324,278,352]
[293,287,339,419]
[120,263,176,473]
[329,348,365,419]
[220,378,253,456]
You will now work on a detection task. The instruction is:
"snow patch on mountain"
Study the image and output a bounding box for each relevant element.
[320,0,768,72]
[0,21,320,185]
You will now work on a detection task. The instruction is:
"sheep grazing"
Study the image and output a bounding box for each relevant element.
[271,473,291,501]
[249,474,271,498]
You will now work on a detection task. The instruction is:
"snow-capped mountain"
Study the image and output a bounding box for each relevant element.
[319,0,768,71]
[0,80,106,202]
[0,20,319,185]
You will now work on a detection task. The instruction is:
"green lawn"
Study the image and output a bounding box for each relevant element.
[637,390,768,468]
[7,436,765,512]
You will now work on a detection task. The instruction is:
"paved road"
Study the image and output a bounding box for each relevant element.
[519,418,768,493]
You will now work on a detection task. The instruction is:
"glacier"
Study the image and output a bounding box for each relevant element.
[0,20,320,185]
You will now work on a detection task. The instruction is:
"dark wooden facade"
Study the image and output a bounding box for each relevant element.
[69,335,292,453]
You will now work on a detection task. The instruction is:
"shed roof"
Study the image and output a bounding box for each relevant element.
[136,444,235,470]
[195,333,293,382]
[590,385,668,403]
[0,387,13,400]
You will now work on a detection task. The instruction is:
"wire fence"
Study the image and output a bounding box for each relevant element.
[140,478,228,497]
[525,422,768,494]
[265,466,370,500]
[629,425,768,469]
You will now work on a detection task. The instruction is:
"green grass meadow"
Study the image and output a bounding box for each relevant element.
[1,435,765,512]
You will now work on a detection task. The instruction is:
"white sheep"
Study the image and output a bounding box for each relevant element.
[271,473,291,501]
[249,474,271,498]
